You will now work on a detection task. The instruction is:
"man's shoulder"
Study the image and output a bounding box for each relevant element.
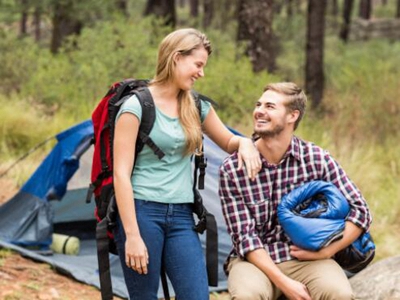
[294,136,327,157]
[220,152,240,172]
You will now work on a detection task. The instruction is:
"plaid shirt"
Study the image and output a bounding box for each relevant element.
[219,136,372,273]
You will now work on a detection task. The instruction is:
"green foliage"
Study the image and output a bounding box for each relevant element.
[373,0,399,18]
[324,37,400,143]
[0,29,43,95]
[20,18,169,119]
[0,93,69,158]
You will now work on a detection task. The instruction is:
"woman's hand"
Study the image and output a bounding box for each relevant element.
[237,137,261,180]
[125,235,149,274]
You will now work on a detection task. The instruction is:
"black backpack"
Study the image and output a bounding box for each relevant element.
[86,79,218,300]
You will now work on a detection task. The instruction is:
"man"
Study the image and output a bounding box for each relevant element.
[218,82,372,300]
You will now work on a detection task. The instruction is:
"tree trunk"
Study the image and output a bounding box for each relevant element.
[33,6,41,42]
[331,0,338,16]
[359,0,372,19]
[179,0,185,7]
[203,0,213,28]
[287,0,293,17]
[116,0,129,16]
[305,0,327,108]
[20,0,28,37]
[190,0,199,17]
[295,0,302,13]
[237,0,276,73]
[144,0,176,27]
[339,0,354,42]
[50,0,83,54]
[218,0,236,30]
[397,0,400,18]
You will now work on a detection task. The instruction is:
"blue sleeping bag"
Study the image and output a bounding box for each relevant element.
[277,181,375,274]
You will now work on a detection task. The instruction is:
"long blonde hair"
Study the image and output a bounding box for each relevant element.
[151,28,212,155]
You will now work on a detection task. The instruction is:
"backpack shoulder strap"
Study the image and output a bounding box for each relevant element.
[133,87,165,159]
[192,92,207,190]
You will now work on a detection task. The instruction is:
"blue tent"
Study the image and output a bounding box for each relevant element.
[0,120,235,298]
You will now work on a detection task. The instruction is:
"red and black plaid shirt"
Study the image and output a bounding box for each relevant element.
[219,136,372,273]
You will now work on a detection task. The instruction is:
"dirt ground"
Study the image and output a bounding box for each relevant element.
[0,249,229,300]
[0,250,110,300]
[0,177,229,300]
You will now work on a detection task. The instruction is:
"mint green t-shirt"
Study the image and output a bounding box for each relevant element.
[116,94,211,204]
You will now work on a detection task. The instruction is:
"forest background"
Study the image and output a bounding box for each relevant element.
[0,0,399,298]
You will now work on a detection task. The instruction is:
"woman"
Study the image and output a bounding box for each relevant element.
[113,28,261,300]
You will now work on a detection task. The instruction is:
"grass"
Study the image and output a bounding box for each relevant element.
[0,248,12,267]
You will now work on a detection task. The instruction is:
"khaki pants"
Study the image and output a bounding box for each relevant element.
[227,257,354,300]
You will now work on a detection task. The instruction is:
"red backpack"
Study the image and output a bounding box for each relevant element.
[86,79,218,300]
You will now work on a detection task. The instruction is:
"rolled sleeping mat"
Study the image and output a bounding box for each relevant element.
[50,233,80,255]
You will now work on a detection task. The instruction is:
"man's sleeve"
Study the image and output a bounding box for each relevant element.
[323,151,372,231]
[218,162,264,258]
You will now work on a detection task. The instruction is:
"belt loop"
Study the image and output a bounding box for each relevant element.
[168,203,173,215]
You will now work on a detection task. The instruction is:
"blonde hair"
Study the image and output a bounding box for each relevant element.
[264,82,307,130]
[151,28,212,155]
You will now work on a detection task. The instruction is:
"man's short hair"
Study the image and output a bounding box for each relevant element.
[264,82,307,130]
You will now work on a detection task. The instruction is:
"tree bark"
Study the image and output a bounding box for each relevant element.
[33,6,41,42]
[305,0,327,108]
[50,0,83,54]
[203,0,213,28]
[397,0,400,18]
[331,0,338,16]
[190,0,199,17]
[339,0,354,42]
[116,0,129,16]
[287,0,293,17]
[359,0,372,19]
[20,0,28,37]
[144,0,176,27]
[218,0,236,30]
[237,0,276,73]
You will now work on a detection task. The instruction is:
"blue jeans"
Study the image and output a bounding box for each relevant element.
[113,199,209,300]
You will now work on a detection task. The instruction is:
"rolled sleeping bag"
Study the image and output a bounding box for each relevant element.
[278,181,375,273]
[277,181,350,251]
[50,233,80,255]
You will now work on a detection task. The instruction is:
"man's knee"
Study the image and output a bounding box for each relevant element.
[227,258,273,300]
[323,287,353,300]
[311,282,354,300]
[230,285,271,300]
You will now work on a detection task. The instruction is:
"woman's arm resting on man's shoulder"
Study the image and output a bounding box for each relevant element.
[203,107,261,179]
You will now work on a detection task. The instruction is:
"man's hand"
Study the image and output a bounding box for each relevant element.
[289,245,331,261]
[278,276,312,300]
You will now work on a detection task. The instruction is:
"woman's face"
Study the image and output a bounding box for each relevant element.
[173,47,208,91]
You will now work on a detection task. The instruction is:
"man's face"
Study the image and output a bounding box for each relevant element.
[253,90,290,138]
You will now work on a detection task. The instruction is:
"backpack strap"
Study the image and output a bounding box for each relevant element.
[96,216,114,300]
[133,87,165,160]
[193,94,207,189]
[192,94,219,287]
